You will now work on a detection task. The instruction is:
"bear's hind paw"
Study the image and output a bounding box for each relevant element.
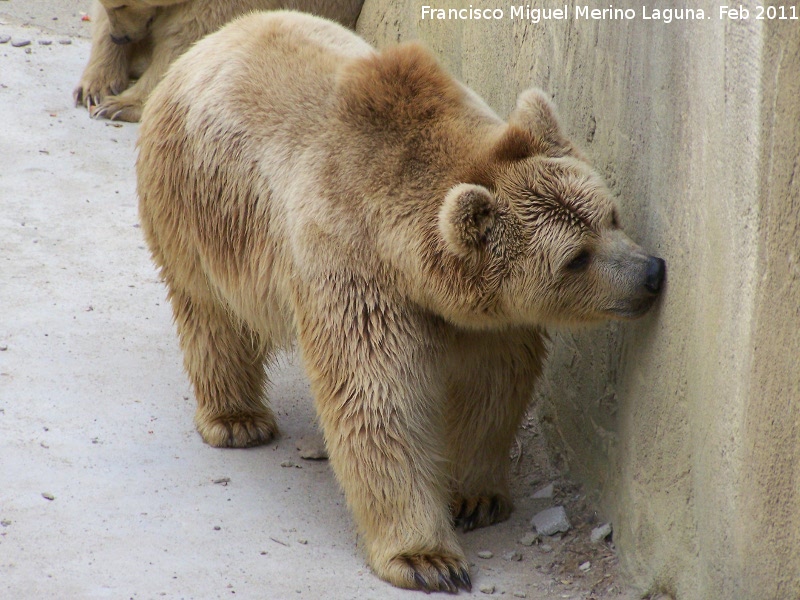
[451,494,512,532]
[196,412,278,448]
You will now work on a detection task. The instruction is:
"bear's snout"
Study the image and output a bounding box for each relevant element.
[110,34,133,45]
[644,256,666,294]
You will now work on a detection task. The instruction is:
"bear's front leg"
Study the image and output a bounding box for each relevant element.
[74,1,132,110]
[296,292,470,593]
[91,27,178,122]
[445,327,546,531]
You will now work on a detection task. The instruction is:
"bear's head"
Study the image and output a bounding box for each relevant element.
[438,89,665,326]
[99,0,183,44]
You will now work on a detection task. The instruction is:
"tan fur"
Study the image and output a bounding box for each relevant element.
[74,0,364,122]
[137,12,664,592]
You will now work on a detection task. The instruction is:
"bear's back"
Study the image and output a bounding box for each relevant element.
[142,11,373,155]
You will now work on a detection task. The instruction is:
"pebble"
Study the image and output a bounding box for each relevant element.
[518,532,538,546]
[11,39,31,47]
[477,550,493,559]
[502,551,522,562]
[479,584,495,594]
[513,593,527,598]
[590,522,613,543]
[0,35,10,44]
[579,561,591,572]
[38,40,52,46]
[530,506,571,536]
[58,39,72,45]
[532,483,554,499]
[280,460,296,468]
[41,492,55,501]
[539,544,553,553]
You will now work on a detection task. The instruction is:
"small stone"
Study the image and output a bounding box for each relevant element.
[579,561,591,572]
[502,551,522,562]
[296,433,328,460]
[280,461,295,468]
[213,525,221,531]
[41,492,55,501]
[539,544,553,553]
[530,506,571,536]
[479,584,495,594]
[58,39,72,45]
[590,522,612,543]
[532,483,554,499]
[212,477,231,486]
[513,592,527,598]
[38,40,52,45]
[0,35,10,44]
[518,532,538,546]
[297,538,308,545]
[477,550,493,559]
[11,39,31,47]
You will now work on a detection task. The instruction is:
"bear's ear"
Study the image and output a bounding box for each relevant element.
[438,183,498,257]
[501,88,572,158]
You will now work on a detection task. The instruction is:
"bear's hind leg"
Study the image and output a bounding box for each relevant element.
[445,328,546,531]
[169,284,278,448]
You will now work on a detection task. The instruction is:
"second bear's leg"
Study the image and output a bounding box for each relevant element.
[296,294,471,593]
[168,282,278,448]
[73,1,132,109]
[445,328,546,531]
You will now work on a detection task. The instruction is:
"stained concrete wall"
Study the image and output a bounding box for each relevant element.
[357,2,800,598]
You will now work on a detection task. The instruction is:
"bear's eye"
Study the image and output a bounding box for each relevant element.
[565,250,591,271]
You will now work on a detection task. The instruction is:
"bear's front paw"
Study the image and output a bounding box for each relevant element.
[382,552,471,594]
[195,412,278,448]
[451,494,512,532]
[73,73,128,111]
[90,94,143,122]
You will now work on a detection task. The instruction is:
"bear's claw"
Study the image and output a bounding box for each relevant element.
[90,95,143,122]
[392,554,471,593]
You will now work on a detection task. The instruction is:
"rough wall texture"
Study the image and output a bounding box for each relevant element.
[357,2,800,598]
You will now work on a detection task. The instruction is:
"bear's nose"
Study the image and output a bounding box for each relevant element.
[644,256,666,294]
[110,34,132,45]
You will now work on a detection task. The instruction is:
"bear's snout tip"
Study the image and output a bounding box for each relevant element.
[644,256,666,294]
[110,34,133,45]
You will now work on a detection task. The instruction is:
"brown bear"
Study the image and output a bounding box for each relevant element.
[74,0,364,122]
[137,11,665,593]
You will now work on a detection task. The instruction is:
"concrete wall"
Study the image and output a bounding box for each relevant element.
[357,2,800,598]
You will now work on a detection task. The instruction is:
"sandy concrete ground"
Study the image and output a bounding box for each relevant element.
[0,4,635,599]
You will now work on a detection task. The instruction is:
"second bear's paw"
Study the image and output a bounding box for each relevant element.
[451,494,512,532]
[383,552,471,593]
[73,73,128,111]
[196,412,278,448]
[90,94,143,122]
